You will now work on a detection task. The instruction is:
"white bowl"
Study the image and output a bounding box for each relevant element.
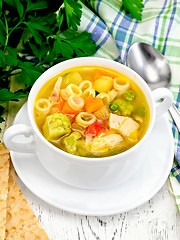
[3,57,173,189]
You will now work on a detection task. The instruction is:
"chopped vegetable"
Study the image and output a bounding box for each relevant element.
[61,101,80,114]
[51,100,64,113]
[124,91,136,102]
[77,140,88,156]
[61,71,83,88]
[94,105,109,120]
[113,99,134,116]
[63,132,81,154]
[109,103,119,112]
[85,121,104,136]
[42,113,71,141]
[85,95,104,113]
[93,76,113,93]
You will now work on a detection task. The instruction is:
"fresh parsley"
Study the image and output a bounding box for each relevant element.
[122,0,144,20]
[0,0,97,126]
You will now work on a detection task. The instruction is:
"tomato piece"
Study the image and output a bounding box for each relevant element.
[85,121,104,136]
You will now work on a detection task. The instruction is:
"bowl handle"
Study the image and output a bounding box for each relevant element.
[152,88,173,118]
[3,124,35,153]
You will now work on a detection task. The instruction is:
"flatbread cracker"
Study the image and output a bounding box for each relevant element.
[5,163,50,240]
[0,144,49,240]
[0,144,10,240]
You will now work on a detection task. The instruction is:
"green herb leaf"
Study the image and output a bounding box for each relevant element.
[65,31,97,57]
[19,61,43,86]
[5,47,19,67]
[0,50,6,68]
[25,25,43,44]
[122,0,144,20]
[64,0,82,31]
[0,20,6,46]
[25,18,50,34]
[0,88,28,104]
[54,36,74,59]
[58,9,65,32]
[14,0,24,19]
[26,0,48,12]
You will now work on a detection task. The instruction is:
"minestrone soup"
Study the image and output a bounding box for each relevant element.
[34,66,150,157]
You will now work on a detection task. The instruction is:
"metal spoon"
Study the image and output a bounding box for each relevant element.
[126,42,180,132]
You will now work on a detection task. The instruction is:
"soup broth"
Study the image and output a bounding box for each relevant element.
[34,66,150,157]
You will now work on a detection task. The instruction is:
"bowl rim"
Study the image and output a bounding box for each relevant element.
[27,57,156,163]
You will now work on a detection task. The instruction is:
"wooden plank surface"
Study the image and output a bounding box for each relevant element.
[1,99,180,240]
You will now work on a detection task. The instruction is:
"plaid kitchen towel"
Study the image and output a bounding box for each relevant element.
[78,0,180,209]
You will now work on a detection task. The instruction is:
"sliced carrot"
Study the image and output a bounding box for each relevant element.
[85,95,104,113]
[66,114,76,124]
[54,100,64,111]
[50,99,64,113]
[61,101,80,114]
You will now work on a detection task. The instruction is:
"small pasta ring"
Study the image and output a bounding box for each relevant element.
[76,112,96,127]
[60,89,69,100]
[68,95,84,110]
[79,80,92,91]
[66,84,82,96]
[82,88,95,99]
[35,98,51,115]
[113,78,130,91]
[96,93,111,104]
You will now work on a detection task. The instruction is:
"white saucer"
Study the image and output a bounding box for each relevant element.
[10,103,174,216]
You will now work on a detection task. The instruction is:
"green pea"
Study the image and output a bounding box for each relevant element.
[109,103,120,112]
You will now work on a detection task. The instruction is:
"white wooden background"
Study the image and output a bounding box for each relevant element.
[1,98,180,240]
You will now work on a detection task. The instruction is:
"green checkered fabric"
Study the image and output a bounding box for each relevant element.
[79,0,180,209]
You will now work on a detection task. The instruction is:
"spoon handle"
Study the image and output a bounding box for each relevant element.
[168,103,180,132]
